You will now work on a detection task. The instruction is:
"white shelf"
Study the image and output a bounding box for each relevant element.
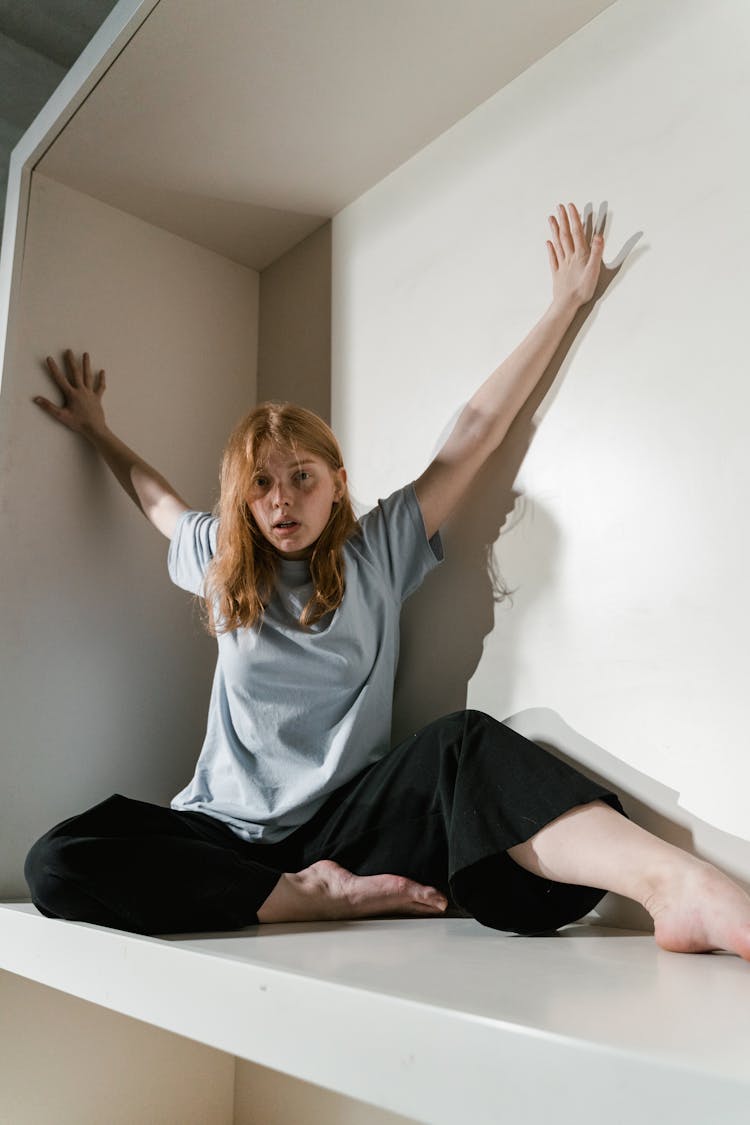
[2,903,749,1125]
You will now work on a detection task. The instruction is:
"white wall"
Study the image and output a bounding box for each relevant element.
[0,172,258,897]
[331,0,750,913]
[258,221,332,421]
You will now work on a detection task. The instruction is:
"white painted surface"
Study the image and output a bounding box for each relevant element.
[35,0,616,269]
[0,0,158,370]
[0,173,258,897]
[2,905,749,1125]
[331,0,750,859]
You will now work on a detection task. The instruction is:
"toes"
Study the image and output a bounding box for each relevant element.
[303,861,448,917]
[733,924,750,962]
[393,875,445,906]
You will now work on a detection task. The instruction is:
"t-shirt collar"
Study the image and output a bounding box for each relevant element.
[277,556,312,583]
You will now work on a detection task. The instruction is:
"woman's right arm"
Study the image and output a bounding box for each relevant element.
[34,349,191,540]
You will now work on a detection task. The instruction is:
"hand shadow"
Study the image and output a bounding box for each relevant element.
[393,202,644,742]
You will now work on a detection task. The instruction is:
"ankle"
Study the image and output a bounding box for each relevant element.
[256,871,317,924]
[639,853,710,919]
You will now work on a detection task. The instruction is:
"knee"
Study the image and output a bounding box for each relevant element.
[463,708,496,727]
[24,832,51,895]
[435,709,494,732]
[410,710,506,767]
[417,710,504,770]
[453,853,608,937]
[24,834,76,918]
[450,709,505,747]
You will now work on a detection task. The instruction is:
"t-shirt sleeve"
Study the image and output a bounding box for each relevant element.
[167,510,219,596]
[356,481,445,603]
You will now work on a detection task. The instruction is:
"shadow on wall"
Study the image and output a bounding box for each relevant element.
[388,210,750,927]
[509,707,750,929]
[393,203,639,737]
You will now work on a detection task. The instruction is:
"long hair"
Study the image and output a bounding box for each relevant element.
[197,402,359,636]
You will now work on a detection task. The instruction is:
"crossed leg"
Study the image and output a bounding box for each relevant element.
[507,799,750,959]
[259,800,750,961]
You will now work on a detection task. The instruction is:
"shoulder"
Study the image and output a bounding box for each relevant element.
[167,510,219,595]
[346,482,444,601]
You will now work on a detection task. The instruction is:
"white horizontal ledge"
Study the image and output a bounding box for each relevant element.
[2,903,749,1125]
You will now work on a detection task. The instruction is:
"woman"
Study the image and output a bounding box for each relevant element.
[25,203,750,957]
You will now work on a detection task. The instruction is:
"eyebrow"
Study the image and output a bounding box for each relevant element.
[255,460,317,472]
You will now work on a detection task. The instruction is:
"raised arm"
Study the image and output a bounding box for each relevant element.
[414,202,606,540]
[33,349,191,540]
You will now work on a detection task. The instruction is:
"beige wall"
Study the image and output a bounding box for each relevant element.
[0,968,418,1125]
[332,0,750,924]
[234,1058,418,1125]
[258,220,331,421]
[0,172,258,898]
[0,969,234,1125]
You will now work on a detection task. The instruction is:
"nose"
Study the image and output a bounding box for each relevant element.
[271,481,291,507]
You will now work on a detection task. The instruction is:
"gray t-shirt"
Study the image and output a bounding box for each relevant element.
[167,481,444,842]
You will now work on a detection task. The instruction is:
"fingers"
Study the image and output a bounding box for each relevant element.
[81,351,107,394]
[64,348,82,388]
[548,203,599,259]
[556,203,574,256]
[44,354,72,397]
[547,205,574,260]
[46,349,87,387]
[43,350,106,397]
[548,213,563,262]
[82,351,92,388]
[546,203,606,306]
[35,350,107,429]
[547,202,606,288]
[589,232,605,266]
[583,231,606,288]
[567,202,586,255]
[32,395,66,425]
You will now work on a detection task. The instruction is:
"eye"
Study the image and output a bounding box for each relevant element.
[297,471,311,481]
[253,476,269,488]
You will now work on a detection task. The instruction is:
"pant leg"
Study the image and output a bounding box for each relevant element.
[289,709,628,935]
[24,793,284,936]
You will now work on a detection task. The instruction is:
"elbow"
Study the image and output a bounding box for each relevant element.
[448,406,506,460]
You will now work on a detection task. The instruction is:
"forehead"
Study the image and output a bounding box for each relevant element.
[254,445,325,472]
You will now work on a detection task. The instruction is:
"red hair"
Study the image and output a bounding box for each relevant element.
[198,402,359,635]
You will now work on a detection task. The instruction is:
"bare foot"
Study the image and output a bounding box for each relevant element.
[256,859,449,924]
[644,858,750,960]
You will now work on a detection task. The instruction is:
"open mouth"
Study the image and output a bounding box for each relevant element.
[275,520,299,530]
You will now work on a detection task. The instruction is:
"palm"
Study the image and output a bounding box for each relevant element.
[34,350,107,435]
[547,203,605,307]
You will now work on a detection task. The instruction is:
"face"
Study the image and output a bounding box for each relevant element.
[247,447,347,560]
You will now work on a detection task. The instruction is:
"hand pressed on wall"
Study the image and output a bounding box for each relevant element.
[33,349,108,438]
[546,202,605,308]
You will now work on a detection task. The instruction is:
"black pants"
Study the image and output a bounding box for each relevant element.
[24,709,626,937]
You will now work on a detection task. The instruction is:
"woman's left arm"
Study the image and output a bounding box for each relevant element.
[414,202,605,540]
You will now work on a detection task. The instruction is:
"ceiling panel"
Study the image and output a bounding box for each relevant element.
[38,0,616,268]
